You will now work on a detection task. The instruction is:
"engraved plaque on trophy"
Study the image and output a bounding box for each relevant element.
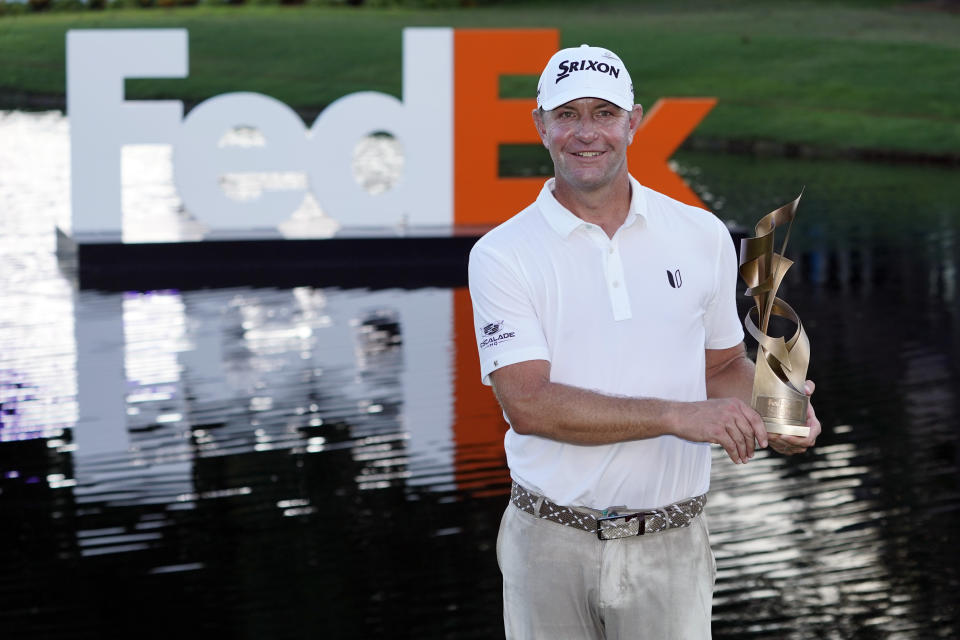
[738,194,811,437]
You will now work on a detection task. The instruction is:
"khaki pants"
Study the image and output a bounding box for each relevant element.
[497,503,716,639]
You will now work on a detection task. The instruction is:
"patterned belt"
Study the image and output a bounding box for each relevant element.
[510,482,707,541]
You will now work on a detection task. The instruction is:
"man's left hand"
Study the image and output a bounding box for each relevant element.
[768,380,821,455]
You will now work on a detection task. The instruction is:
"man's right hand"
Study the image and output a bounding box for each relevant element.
[668,398,768,464]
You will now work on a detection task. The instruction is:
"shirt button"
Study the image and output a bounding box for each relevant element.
[608,247,615,254]
[612,281,620,288]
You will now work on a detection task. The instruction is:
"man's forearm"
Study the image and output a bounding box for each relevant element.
[490,356,769,463]
[493,377,677,445]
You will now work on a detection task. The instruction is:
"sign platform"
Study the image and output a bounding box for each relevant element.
[56,226,489,291]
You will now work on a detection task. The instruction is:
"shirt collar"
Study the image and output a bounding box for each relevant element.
[537,176,647,239]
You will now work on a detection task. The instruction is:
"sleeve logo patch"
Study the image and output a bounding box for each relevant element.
[479,320,516,349]
[482,321,503,335]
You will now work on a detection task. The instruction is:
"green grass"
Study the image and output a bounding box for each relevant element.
[1,1,958,156]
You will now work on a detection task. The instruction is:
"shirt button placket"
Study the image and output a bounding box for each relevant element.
[606,241,632,321]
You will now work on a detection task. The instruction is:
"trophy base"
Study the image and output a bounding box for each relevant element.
[754,394,810,438]
[763,422,811,437]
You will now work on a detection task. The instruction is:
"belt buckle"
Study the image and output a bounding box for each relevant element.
[596,511,650,541]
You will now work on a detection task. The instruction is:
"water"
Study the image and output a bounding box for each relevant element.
[1,111,958,638]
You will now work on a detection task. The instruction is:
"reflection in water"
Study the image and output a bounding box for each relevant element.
[1,111,958,638]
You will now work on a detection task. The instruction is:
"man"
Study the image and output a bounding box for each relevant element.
[467,44,821,639]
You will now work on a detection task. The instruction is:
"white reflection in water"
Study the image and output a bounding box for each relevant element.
[0,111,76,442]
[708,437,922,637]
[124,292,189,389]
[66,284,456,499]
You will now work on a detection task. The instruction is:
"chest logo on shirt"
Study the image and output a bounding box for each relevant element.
[667,269,683,288]
[479,320,516,349]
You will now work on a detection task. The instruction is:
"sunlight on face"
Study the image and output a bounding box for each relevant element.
[535,98,639,193]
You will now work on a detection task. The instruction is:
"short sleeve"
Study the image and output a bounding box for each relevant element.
[467,241,551,386]
[703,222,745,350]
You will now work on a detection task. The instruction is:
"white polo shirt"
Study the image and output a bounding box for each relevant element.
[468,176,744,510]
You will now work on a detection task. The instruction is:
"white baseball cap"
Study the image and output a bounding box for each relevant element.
[536,44,634,112]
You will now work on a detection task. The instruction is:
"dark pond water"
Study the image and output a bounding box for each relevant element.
[1,112,958,638]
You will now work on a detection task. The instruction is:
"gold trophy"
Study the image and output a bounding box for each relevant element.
[738,193,811,437]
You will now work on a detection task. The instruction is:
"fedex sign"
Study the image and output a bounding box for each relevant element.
[66,28,715,237]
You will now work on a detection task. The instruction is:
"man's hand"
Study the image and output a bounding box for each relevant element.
[768,380,821,455]
[670,397,768,465]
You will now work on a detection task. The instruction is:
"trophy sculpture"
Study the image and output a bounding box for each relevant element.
[738,193,811,437]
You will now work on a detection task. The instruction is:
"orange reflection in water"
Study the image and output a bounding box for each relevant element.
[452,287,510,497]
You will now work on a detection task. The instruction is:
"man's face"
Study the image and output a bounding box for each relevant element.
[534,97,643,193]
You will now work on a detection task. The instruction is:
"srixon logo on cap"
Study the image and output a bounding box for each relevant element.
[555,59,622,83]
